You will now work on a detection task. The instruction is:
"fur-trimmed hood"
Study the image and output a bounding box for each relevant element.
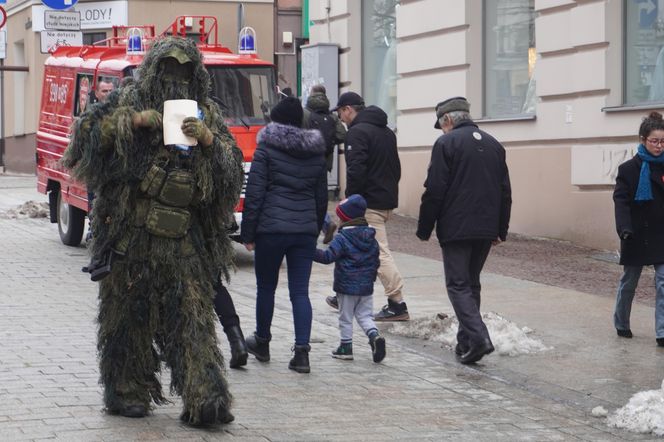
[257,122,326,158]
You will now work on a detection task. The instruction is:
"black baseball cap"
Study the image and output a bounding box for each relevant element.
[331,92,365,111]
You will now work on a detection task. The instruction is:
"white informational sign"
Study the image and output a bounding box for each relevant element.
[44,10,81,31]
[40,30,83,54]
[32,1,127,32]
[0,30,6,60]
[163,100,198,146]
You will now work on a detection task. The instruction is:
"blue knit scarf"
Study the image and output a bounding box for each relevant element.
[635,144,664,201]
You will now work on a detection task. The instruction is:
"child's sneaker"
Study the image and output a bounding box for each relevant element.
[331,343,353,360]
[369,334,386,363]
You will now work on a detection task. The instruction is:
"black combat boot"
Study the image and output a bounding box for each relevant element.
[288,344,311,373]
[246,332,270,362]
[225,325,248,369]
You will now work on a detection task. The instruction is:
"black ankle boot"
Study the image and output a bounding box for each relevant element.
[225,325,248,369]
[246,332,270,362]
[288,344,311,373]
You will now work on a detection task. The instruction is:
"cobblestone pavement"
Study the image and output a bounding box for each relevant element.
[0,176,660,441]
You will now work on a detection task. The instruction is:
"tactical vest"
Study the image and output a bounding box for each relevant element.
[136,149,201,239]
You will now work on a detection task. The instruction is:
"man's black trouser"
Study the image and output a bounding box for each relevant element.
[213,283,240,332]
[441,239,493,348]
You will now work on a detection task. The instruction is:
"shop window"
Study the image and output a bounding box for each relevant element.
[362,0,398,129]
[83,32,106,46]
[484,0,537,117]
[625,0,664,104]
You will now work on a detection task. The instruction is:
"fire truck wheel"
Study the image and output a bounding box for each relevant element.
[57,190,86,247]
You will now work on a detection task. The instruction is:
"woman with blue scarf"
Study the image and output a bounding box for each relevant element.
[613,111,664,347]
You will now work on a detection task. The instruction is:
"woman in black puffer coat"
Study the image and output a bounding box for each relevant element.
[240,97,327,373]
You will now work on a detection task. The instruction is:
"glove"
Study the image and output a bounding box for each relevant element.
[620,231,633,240]
[182,117,213,147]
[132,110,162,130]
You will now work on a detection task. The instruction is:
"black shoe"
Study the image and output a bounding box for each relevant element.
[331,342,353,360]
[323,221,337,244]
[369,334,386,363]
[454,343,469,356]
[326,295,339,310]
[617,329,633,338]
[122,404,147,418]
[657,338,664,347]
[108,402,148,418]
[374,299,409,322]
[246,332,270,362]
[288,344,311,373]
[225,325,248,369]
[458,338,494,365]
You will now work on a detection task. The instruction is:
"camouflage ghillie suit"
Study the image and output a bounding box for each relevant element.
[62,37,243,425]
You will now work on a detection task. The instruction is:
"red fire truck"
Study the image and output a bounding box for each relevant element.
[36,16,278,246]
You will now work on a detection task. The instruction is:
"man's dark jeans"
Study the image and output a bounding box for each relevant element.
[254,233,316,345]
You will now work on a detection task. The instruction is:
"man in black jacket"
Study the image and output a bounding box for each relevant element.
[330,91,409,321]
[417,97,512,364]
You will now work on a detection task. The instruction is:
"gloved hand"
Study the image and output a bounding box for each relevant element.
[620,230,633,240]
[182,117,213,147]
[132,110,162,130]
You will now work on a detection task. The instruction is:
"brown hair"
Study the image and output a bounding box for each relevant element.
[639,111,664,139]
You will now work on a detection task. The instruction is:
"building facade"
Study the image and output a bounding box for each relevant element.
[308,0,660,250]
[0,0,275,174]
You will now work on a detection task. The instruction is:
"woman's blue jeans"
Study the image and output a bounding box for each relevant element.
[614,264,664,338]
[253,233,316,345]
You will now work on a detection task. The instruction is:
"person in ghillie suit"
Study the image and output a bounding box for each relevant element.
[313,194,386,363]
[62,37,244,425]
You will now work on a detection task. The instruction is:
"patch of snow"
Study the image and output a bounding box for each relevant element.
[592,406,608,417]
[390,311,550,356]
[0,201,49,219]
[607,380,664,436]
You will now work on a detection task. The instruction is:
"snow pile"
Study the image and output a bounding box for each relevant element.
[390,312,550,356]
[607,380,664,436]
[592,406,608,417]
[1,201,49,219]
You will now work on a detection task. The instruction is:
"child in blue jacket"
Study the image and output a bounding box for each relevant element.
[314,194,386,362]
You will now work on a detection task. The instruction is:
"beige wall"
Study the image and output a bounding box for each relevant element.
[308,0,641,250]
[1,0,274,173]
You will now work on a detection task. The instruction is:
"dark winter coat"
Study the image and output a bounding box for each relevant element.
[240,122,327,243]
[314,225,379,296]
[417,120,512,245]
[345,106,401,210]
[614,155,664,266]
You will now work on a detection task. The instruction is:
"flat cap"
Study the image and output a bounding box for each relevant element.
[434,96,470,128]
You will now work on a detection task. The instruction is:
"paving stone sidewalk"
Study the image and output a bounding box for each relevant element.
[0,176,659,441]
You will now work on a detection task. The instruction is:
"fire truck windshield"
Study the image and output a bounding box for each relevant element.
[208,66,278,127]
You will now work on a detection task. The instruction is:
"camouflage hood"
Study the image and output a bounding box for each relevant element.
[122,36,211,111]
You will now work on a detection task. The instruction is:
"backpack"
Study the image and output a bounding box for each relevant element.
[308,110,338,156]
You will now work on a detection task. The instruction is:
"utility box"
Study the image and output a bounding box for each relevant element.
[300,43,340,193]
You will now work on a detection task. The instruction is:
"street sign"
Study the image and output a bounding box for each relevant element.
[41,0,79,11]
[40,30,82,54]
[0,6,6,29]
[44,10,80,31]
[0,30,6,59]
